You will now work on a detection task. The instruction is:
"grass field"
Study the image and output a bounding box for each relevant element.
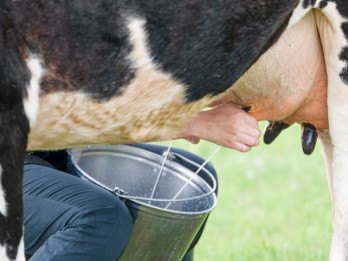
[165,122,332,261]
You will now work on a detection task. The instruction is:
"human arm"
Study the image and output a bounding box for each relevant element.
[178,103,261,152]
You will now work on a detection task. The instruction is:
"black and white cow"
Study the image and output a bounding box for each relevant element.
[0,0,347,260]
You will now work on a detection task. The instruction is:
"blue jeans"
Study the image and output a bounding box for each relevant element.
[23,144,218,261]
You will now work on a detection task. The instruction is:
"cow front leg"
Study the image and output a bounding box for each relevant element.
[315,5,348,261]
[0,56,33,261]
[0,6,36,259]
[0,109,29,261]
[0,60,31,261]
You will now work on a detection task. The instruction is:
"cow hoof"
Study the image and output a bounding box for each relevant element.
[301,123,318,155]
[263,121,290,145]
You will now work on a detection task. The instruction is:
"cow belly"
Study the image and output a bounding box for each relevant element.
[27,79,213,151]
[215,10,328,130]
[27,17,216,151]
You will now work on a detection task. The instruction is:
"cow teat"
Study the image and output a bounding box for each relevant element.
[301,123,318,155]
[263,121,290,145]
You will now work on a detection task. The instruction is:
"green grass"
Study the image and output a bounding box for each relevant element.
[162,122,332,261]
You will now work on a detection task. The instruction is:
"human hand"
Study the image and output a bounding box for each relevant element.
[179,103,261,152]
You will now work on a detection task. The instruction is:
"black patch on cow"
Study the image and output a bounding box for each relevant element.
[339,22,348,84]
[0,1,30,259]
[13,0,135,101]
[319,1,328,8]
[139,0,299,101]
[303,0,318,8]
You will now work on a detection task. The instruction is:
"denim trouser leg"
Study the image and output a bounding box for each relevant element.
[23,164,133,261]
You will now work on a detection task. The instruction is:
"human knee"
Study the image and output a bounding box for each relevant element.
[76,198,133,258]
[105,201,133,243]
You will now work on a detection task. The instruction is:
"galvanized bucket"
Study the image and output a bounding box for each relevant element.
[67,144,217,261]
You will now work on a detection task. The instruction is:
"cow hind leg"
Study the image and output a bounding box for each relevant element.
[315,4,348,261]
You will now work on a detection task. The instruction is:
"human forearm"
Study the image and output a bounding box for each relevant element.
[178,103,261,152]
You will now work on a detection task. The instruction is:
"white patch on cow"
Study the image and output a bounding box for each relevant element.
[288,1,310,27]
[288,0,323,28]
[24,55,45,126]
[0,246,8,261]
[126,18,154,68]
[0,166,7,217]
[15,237,25,261]
[0,239,24,261]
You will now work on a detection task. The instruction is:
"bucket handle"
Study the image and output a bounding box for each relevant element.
[113,151,217,202]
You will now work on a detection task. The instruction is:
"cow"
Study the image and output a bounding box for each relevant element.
[0,0,347,260]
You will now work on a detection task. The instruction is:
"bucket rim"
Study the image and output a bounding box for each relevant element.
[68,144,217,199]
[68,144,218,214]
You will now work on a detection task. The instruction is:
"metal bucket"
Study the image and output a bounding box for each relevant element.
[67,144,217,261]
